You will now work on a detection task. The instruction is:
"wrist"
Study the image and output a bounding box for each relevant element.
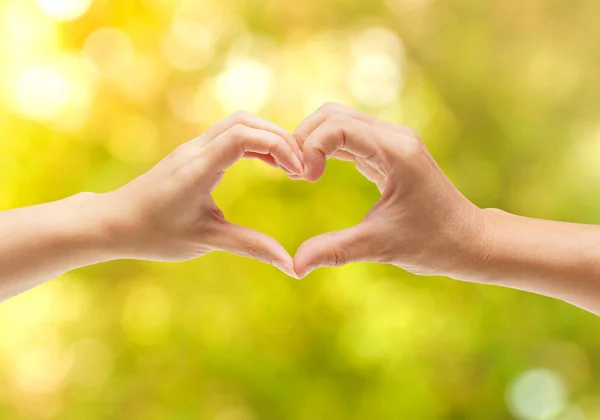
[58,192,129,263]
[439,206,504,283]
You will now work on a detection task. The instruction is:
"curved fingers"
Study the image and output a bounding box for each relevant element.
[196,111,302,159]
[198,125,303,189]
[293,102,379,149]
[301,114,386,182]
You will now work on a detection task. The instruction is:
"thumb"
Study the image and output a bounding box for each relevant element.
[293,223,374,278]
[210,221,297,278]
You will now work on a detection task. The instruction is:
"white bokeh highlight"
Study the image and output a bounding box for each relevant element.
[215,58,272,113]
[347,27,405,107]
[507,368,568,420]
[37,0,92,21]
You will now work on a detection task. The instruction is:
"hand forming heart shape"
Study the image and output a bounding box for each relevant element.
[103,102,485,282]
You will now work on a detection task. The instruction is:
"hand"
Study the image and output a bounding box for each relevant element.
[98,111,303,277]
[292,103,488,279]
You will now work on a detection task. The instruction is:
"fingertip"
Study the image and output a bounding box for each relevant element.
[303,163,324,183]
[292,243,315,278]
[272,260,298,279]
[302,165,312,181]
[295,264,317,279]
[291,145,303,164]
[303,265,317,277]
[291,154,304,175]
[302,148,326,182]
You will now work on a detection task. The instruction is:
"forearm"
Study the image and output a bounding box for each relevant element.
[0,193,117,301]
[456,209,600,314]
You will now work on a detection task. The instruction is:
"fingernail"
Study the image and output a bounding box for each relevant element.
[284,164,301,177]
[302,165,311,180]
[272,260,297,278]
[291,156,303,176]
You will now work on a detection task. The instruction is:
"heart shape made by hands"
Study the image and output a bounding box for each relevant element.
[213,107,392,280]
[207,104,472,282]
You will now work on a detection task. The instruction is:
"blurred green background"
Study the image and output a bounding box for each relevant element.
[1,0,600,418]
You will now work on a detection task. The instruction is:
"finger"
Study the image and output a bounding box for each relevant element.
[203,125,303,182]
[245,152,280,168]
[355,160,384,190]
[302,114,385,182]
[330,151,385,189]
[197,111,303,161]
[244,152,302,179]
[294,102,379,150]
[211,221,297,278]
[293,223,375,278]
[331,150,356,162]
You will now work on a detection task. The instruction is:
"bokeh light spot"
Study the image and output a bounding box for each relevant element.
[13,65,70,121]
[37,0,92,21]
[215,58,272,113]
[347,28,404,107]
[162,19,216,71]
[507,368,568,420]
[82,27,135,80]
[11,55,95,127]
[347,53,402,107]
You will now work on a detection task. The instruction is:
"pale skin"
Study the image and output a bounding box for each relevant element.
[0,111,302,301]
[293,103,600,315]
[1,104,600,316]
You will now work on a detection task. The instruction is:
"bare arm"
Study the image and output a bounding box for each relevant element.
[464,210,600,314]
[0,193,116,300]
[292,102,600,315]
[0,111,302,302]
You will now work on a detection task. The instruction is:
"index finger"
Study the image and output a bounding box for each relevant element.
[198,125,303,189]
[301,114,386,182]
[294,102,379,150]
[196,111,302,161]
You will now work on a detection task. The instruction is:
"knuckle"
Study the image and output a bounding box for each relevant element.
[319,116,349,141]
[320,101,343,113]
[377,121,399,132]
[293,125,308,141]
[327,113,348,125]
[398,124,418,137]
[404,136,422,155]
[331,247,351,267]
[391,133,423,161]
[173,162,196,180]
[245,242,264,259]
[230,110,252,125]
[169,143,188,159]
[228,124,249,140]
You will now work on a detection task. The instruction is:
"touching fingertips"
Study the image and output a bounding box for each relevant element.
[272,260,298,279]
[302,164,312,181]
[299,264,317,278]
[291,153,303,175]
[301,154,324,182]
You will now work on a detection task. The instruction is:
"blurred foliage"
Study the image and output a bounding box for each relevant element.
[1,0,600,418]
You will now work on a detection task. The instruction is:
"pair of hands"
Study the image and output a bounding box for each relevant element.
[100,103,487,279]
